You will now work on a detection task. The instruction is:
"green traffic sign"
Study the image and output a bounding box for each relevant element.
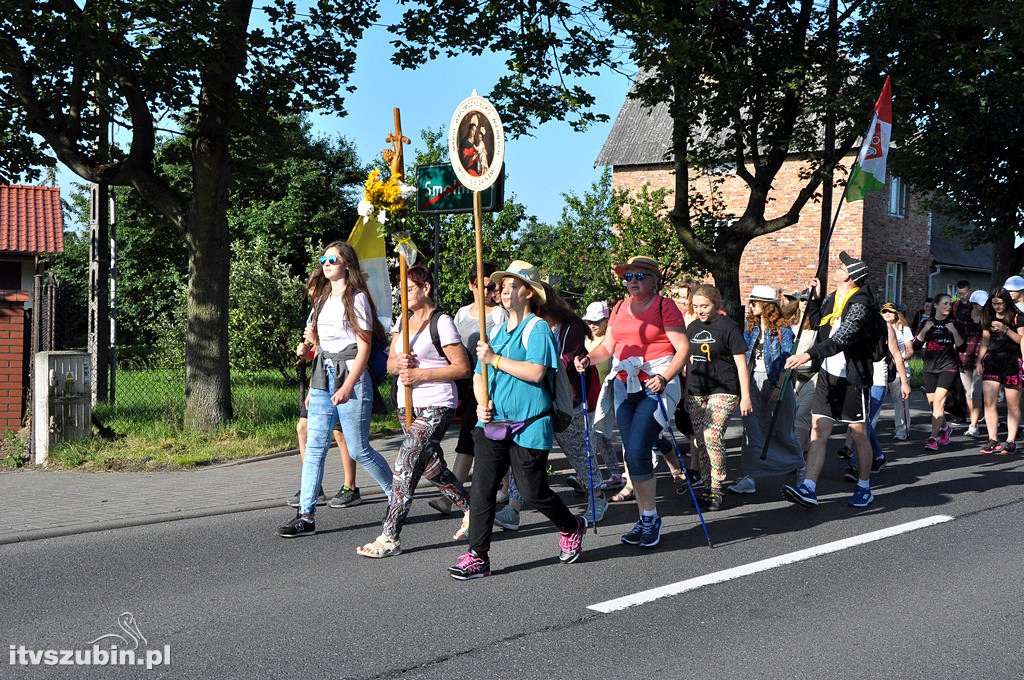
[415,163,504,215]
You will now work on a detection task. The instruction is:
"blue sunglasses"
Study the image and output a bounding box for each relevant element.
[319,255,340,265]
[622,272,648,282]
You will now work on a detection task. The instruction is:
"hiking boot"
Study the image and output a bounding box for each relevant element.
[587,494,608,524]
[494,506,520,531]
[329,486,362,508]
[558,516,588,563]
[843,463,859,483]
[782,482,819,507]
[924,437,939,451]
[287,486,326,508]
[639,515,663,548]
[697,489,724,511]
[448,551,490,580]
[728,476,756,494]
[278,513,316,538]
[937,424,953,445]
[848,486,874,508]
[980,440,1001,454]
[998,440,1017,455]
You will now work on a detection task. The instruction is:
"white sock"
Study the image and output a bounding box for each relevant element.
[804,479,817,493]
[857,479,870,491]
[641,509,658,520]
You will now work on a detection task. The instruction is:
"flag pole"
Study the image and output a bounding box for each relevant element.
[473,190,488,405]
[387,108,414,428]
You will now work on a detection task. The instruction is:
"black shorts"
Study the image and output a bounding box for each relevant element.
[980,353,1023,389]
[922,369,959,393]
[811,372,869,423]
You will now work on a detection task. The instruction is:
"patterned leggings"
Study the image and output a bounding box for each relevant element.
[383,406,469,540]
[686,393,739,490]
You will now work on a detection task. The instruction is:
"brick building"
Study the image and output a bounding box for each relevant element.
[596,93,990,312]
[0,185,64,433]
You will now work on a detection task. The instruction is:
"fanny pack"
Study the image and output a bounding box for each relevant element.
[481,408,552,441]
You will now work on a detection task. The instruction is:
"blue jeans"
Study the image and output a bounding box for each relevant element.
[301,371,393,514]
[613,380,665,483]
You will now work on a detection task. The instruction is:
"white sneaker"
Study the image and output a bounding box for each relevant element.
[727,476,757,494]
[965,426,980,438]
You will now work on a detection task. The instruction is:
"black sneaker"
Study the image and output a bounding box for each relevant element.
[980,440,1001,454]
[835,445,852,460]
[843,463,859,483]
[278,513,316,538]
[286,487,326,508]
[998,440,1017,455]
[872,456,887,472]
[448,550,491,580]
[329,486,362,508]
[697,489,724,511]
[565,475,587,495]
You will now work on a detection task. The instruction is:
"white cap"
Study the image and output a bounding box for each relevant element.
[582,301,609,322]
[1004,275,1024,292]
[969,290,989,306]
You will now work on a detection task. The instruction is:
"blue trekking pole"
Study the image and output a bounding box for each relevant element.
[578,372,599,534]
[656,393,714,548]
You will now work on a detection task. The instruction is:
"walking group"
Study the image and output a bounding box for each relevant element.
[276,241,1021,580]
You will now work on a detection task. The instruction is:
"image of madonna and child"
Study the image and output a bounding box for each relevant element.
[278,242,395,538]
[449,261,589,580]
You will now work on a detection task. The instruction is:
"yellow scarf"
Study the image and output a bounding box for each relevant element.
[819,286,860,327]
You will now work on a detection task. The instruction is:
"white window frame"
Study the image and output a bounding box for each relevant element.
[888,176,906,217]
[885,261,904,307]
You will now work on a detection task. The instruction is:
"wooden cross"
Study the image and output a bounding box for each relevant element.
[385,108,411,181]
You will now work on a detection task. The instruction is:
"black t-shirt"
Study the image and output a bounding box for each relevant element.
[685,314,747,396]
[986,311,1022,359]
[916,316,959,373]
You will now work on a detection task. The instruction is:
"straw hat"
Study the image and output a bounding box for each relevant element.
[612,256,660,278]
[490,260,547,304]
[748,285,779,303]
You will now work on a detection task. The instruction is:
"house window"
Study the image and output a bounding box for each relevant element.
[888,176,906,217]
[885,261,904,306]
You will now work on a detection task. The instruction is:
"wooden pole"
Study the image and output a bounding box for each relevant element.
[388,107,414,428]
[474,190,488,404]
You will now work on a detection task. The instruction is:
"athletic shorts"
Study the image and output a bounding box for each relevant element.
[980,353,1023,389]
[922,369,959,393]
[811,372,869,424]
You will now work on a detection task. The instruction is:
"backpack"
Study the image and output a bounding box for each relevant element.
[500,315,574,433]
[367,333,389,384]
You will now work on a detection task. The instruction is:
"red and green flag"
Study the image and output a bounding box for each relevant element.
[846,76,892,202]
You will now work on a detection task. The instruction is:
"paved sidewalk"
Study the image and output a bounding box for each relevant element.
[0,392,948,545]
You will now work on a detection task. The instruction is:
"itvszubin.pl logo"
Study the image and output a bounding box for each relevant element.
[8,612,170,670]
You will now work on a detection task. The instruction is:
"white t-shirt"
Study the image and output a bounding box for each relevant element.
[392,313,462,409]
[317,292,373,369]
[454,304,508,352]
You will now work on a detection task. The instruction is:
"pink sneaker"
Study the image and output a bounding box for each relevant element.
[937,424,953,445]
[924,437,939,451]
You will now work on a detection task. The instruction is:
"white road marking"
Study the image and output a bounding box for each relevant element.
[588,514,954,613]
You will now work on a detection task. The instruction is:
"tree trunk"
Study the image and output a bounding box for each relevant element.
[708,243,746,324]
[990,225,1024,285]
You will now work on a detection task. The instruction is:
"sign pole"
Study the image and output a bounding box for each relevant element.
[387,107,414,428]
[473,190,488,403]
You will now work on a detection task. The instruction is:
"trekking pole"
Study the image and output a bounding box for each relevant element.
[902,399,910,439]
[578,371,599,534]
[656,393,713,548]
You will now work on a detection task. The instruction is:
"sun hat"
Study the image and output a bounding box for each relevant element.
[1003,275,1024,292]
[748,285,779,303]
[969,290,989,306]
[839,251,869,284]
[490,260,546,304]
[612,255,660,278]
[582,301,609,322]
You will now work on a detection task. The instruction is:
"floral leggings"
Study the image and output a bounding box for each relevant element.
[686,393,739,491]
[383,406,469,540]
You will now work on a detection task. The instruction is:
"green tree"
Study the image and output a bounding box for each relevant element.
[391,1,882,316]
[857,0,1024,281]
[0,0,378,430]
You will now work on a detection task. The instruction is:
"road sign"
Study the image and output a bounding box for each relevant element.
[415,163,504,215]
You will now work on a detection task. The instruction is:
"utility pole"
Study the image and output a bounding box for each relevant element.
[88,72,111,405]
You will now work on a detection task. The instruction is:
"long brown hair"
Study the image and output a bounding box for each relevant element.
[540,282,592,340]
[746,299,786,333]
[310,241,386,345]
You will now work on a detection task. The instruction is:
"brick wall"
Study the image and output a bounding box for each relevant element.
[612,159,927,308]
[0,290,28,433]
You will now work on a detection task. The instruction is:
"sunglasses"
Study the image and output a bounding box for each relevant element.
[319,254,340,265]
[484,283,497,292]
[622,272,648,282]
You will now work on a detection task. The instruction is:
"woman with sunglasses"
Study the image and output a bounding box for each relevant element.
[976,288,1024,454]
[356,265,472,557]
[912,292,965,452]
[431,262,509,517]
[278,242,394,538]
[576,256,689,548]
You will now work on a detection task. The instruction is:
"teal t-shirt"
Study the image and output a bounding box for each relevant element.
[476,314,559,450]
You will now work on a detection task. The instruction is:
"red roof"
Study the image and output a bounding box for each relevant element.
[0,184,64,254]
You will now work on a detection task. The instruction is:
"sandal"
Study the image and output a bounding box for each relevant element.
[672,473,689,495]
[610,486,635,502]
[356,535,402,559]
[453,513,470,541]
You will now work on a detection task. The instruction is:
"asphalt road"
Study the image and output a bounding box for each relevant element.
[3,443,1022,679]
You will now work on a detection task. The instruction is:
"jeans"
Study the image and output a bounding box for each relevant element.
[301,370,393,514]
[613,380,665,483]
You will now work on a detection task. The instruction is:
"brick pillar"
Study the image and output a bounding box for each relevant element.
[0,291,29,433]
